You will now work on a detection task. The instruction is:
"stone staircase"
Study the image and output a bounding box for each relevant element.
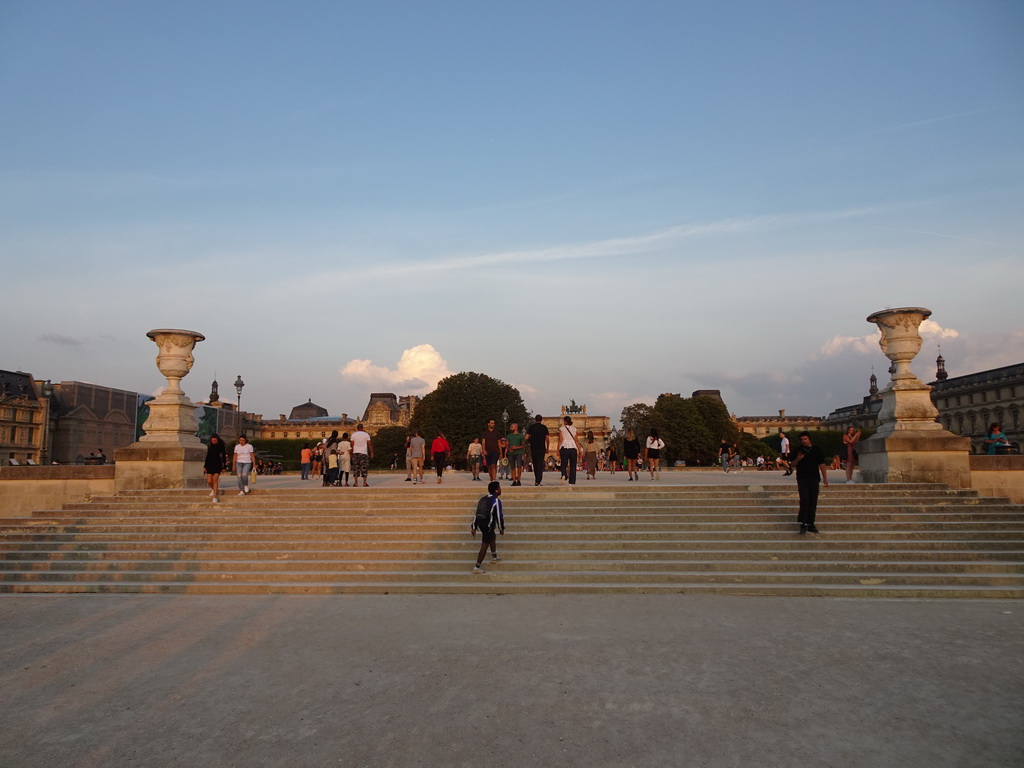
[1,484,1023,597]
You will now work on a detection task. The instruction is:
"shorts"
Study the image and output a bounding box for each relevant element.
[647,449,660,460]
[485,451,500,466]
[352,453,370,477]
[479,527,496,544]
[507,453,523,469]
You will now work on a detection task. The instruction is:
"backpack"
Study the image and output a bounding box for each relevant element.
[474,495,492,530]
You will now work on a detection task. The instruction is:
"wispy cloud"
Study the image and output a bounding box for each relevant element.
[38,334,83,347]
[333,206,885,281]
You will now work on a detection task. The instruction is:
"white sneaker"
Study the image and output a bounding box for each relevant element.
[847,480,856,484]
[212,498,220,503]
[238,491,246,496]
[243,487,250,494]
[472,566,486,574]
[208,491,215,498]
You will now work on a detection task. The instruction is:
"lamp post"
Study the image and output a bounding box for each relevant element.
[234,375,245,436]
[502,409,509,430]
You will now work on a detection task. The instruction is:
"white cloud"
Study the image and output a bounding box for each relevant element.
[340,344,453,394]
[919,320,959,340]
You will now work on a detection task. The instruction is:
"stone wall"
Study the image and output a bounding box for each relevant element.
[0,465,116,518]
[969,455,1024,505]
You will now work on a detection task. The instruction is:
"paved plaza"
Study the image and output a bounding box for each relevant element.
[1,593,1021,767]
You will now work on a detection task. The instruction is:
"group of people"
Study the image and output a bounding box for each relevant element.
[299,425,375,487]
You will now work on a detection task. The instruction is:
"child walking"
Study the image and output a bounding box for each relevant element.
[471,481,505,574]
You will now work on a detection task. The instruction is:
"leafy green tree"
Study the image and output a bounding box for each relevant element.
[651,394,706,466]
[371,425,411,469]
[410,372,528,462]
[688,395,735,464]
[738,432,777,460]
[619,403,655,443]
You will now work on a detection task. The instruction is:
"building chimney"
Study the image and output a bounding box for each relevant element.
[779,409,786,418]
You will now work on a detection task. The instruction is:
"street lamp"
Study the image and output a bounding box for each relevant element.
[234,375,245,436]
[501,409,509,428]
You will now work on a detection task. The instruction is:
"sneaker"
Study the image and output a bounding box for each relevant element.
[243,487,249,494]
[405,477,412,482]
[211,498,220,503]
[846,480,856,484]
[491,555,501,563]
[806,524,820,534]
[472,566,486,574]
[798,524,808,534]
[238,491,246,496]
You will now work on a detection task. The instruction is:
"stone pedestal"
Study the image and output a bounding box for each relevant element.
[858,308,971,486]
[115,329,207,492]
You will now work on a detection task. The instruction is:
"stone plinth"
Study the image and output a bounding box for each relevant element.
[858,432,971,487]
[114,444,207,492]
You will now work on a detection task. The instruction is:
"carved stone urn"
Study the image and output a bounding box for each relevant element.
[859,308,970,486]
[865,308,941,435]
[138,329,205,445]
[148,328,205,397]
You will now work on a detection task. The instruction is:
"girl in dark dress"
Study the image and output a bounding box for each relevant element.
[204,433,228,503]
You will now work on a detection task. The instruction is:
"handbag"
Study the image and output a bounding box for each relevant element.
[249,468,257,485]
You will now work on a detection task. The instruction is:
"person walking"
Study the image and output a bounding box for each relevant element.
[718,438,731,473]
[793,431,829,534]
[559,416,582,485]
[646,428,665,480]
[404,437,414,482]
[203,433,227,503]
[843,426,862,483]
[232,435,255,496]
[606,443,618,474]
[505,423,526,486]
[482,419,501,483]
[409,430,427,484]
[431,432,450,484]
[623,429,641,481]
[471,481,505,574]
[466,438,483,481]
[583,431,599,480]
[525,414,550,486]
[299,443,312,481]
[779,431,792,475]
[351,423,373,487]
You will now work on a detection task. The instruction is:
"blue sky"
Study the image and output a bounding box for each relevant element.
[3,0,1022,423]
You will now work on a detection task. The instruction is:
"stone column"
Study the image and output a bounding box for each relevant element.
[858,308,971,486]
[115,329,207,491]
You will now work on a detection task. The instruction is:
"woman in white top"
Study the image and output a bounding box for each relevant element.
[645,428,665,480]
[338,433,352,487]
[232,435,256,495]
[559,416,583,485]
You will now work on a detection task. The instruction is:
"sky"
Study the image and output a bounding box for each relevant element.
[2,0,1023,424]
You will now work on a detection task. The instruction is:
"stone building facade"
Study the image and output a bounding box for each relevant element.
[930,361,1023,453]
[735,409,824,437]
[257,393,420,441]
[48,381,152,464]
[0,370,46,465]
[821,373,883,433]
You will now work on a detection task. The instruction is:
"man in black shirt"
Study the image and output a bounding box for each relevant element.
[525,414,550,486]
[793,431,829,534]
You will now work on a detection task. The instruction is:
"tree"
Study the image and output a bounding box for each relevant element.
[690,395,736,464]
[619,403,655,444]
[410,372,528,462]
[370,425,410,469]
[652,393,708,465]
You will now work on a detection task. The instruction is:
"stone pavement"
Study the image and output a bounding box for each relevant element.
[1,594,1021,767]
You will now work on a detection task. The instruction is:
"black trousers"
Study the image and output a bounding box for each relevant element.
[433,452,446,477]
[561,448,578,485]
[797,479,820,525]
[531,448,546,485]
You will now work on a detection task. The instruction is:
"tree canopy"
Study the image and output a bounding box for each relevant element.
[409,372,529,461]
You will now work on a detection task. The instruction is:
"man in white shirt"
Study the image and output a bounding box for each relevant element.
[778,431,792,475]
[351,423,374,487]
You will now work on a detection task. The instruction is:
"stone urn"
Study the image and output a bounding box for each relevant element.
[867,307,931,388]
[865,308,940,433]
[139,329,205,444]
[148,329,205,397]
[859,307,970,487]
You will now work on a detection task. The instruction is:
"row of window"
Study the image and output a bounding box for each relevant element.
[940,386,1019,409]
